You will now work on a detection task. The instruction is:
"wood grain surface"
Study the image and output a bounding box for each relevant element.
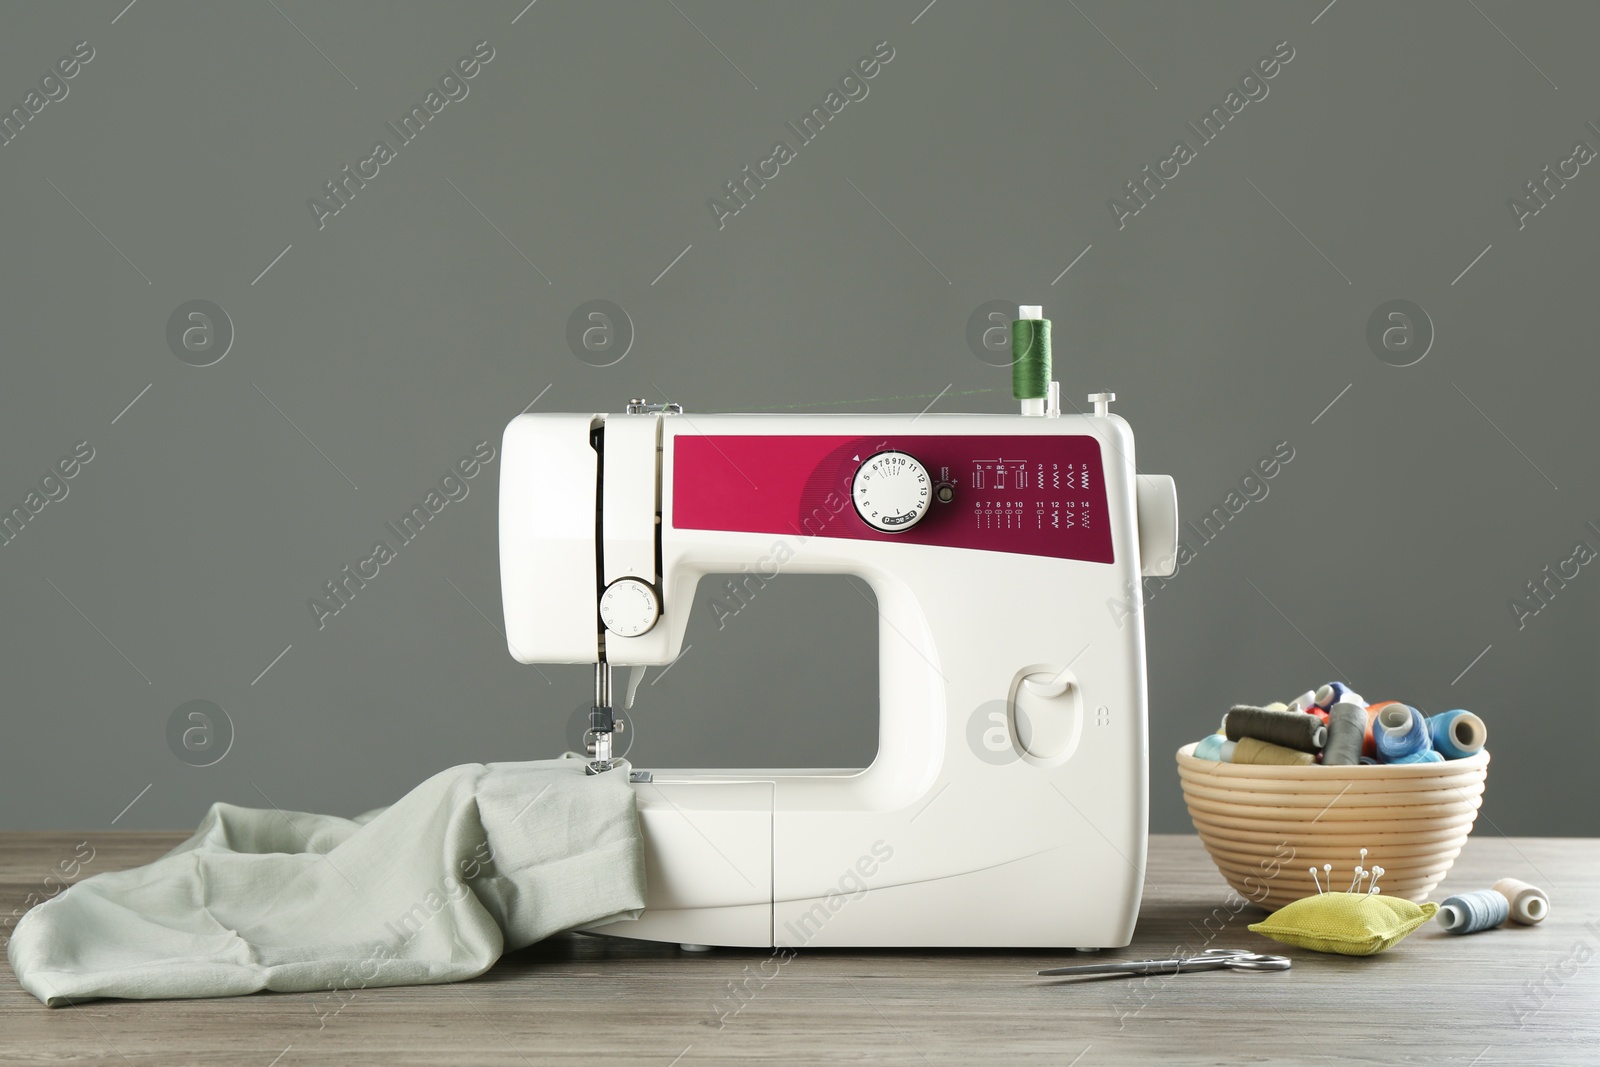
[2,832,1595,1066]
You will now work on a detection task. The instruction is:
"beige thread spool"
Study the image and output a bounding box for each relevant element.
[1232,736,1316,766]
[1493,878,1549,924]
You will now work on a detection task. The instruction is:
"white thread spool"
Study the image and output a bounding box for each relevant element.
[1493,878,1549,925]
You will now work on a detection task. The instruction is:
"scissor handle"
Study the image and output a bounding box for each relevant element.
[1202,949,1292,972]
[1159,949,1291,973]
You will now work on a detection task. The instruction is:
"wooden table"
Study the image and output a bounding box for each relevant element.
[2,832,1594,1065]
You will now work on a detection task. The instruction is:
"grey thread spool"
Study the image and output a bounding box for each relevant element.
[1223,706,1327,753]
[1437,889,1511,934]
[1322,702,1366,766]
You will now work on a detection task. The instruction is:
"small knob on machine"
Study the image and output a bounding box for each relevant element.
[851,451,932,533]
[600,578,660,637]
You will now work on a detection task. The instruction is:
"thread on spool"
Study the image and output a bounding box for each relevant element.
[1224,706,1327,752]
[1428,709,1487,760]
[1492,878,1549,925]
[1011,316,1051,400]
[1363,702,1400,759]
[1374,704,1432,762]
[1314,682,1364,710]
[1322,702,1366,766]
[1287,690,1317,713]
[1192,734,1237,762]
[1437,889,1511,934]
[1233,736,1316,766]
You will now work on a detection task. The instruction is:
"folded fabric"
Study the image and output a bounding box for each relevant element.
[9,757,645,1006]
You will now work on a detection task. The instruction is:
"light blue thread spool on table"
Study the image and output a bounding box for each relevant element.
[1438,889,1510,934]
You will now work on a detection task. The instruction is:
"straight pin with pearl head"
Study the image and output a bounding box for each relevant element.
[1347,849,1369,893]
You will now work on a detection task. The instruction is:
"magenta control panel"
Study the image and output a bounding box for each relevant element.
[672,434,1115,563]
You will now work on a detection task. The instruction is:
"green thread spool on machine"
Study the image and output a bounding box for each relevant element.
[1011,305,1114,419]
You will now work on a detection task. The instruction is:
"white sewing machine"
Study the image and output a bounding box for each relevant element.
[498,309,1177,949]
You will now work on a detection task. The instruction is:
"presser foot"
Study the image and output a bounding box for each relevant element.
[586,665,622,775]
[585,725,619,774]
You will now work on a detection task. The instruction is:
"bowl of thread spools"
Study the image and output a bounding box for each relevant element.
[1176,681,1490,912]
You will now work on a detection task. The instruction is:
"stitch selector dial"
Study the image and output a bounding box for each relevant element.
[600,578,659,636]
[851,451,932,533]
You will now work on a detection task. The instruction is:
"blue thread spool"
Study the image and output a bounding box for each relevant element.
[1428,709,1487,760]
[1438,889,1510,934]
[1374,704,1431,762]
[1314,681,1363,710]
[1390,748,1443,764]
[1193,734,1237,762]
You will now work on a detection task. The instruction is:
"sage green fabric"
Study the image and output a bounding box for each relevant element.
[8,758,645,1007]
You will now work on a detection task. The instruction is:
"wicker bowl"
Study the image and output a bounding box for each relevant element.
[1177,743,1490,911]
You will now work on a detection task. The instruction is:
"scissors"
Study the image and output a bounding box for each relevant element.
[1038,947,1291,978]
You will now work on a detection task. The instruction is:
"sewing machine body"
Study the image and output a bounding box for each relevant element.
[499,406,1176,948]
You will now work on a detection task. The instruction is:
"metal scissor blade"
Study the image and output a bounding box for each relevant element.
[1038,949,1291,977]
[1038,958,1199,977]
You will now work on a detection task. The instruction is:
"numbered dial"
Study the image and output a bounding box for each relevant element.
[851,451,932,533]
[600,578,660,637]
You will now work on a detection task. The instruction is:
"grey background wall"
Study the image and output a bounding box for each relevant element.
[2,0,1595,836]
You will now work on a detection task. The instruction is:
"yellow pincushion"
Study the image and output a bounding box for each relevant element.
[1249,893,1438,956]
